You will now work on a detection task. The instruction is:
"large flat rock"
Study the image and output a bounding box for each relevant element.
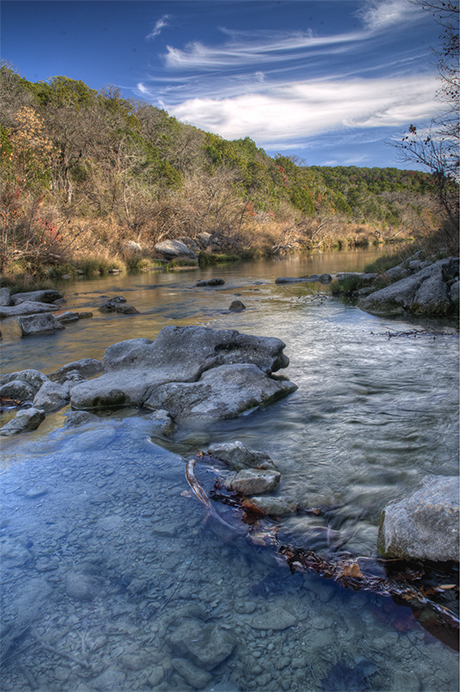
[0,301,59,318]
[69,326,297,426]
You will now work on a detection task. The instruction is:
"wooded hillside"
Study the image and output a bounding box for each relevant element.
[0,65,455,276]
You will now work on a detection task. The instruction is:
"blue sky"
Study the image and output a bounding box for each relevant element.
[2,0,442,168]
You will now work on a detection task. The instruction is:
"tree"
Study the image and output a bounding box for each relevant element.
[394,1,459,227]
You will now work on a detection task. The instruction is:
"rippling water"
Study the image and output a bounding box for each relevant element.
[1,250,458,691]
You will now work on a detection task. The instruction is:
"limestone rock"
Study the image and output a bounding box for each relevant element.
[65,571,97,601]
[171,658,212,689]
[64,411,100,427]
[17,312,65,336]
[207,440,277,471]
[0,287,11,306]
[148,409,175,435]
[385,265,409,280]
[450,279,459,303]
[33,380,70,413]
[168,618,234,670]
[0,407,46,436]
[412,265,451,316]
[155,239,198,261]
[0,369,49,391]
[115,304,140,314]
[144,364,296,422]
[196,232,212,248]
[229,300,246,311]
[249,607,297,630]
[0,379,37,401]
[225,468,281,495]
[196,278,225,286]
[69,326,296,426]
[246,495,298,516]
[124,240,142,252]
[11,289,63,304]
[377,475,459,561]
[51,358,103,382]
[56,311,80,323]
[0,301,59,318]
[98,296,127,313]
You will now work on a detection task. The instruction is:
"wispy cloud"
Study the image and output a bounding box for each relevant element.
[358,0,424,31]
[164,29,366,71]
[168,76,439,143]
[146,14,171,40]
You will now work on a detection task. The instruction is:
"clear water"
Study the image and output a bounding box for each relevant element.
[1,250,458,691]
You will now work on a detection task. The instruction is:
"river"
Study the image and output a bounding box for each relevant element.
[1,249,458,692]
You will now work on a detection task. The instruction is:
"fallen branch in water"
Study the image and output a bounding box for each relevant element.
[185,454,459,649]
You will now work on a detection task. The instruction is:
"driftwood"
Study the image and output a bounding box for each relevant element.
[185,455,459,650]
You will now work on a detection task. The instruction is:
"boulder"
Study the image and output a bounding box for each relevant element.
[0,287,11,306]
[359,259,458,317]
[51,358,103,382]
[359,264,438,316]
[69,326,296,423]
[377,475,459,562]
[196,232,212,248]
[33,381,71,413]
[225,468,281,495]
[154,239,198,262]
[0,301,59,318]
[144,364,297,422]
[385,265,409,281]
[179,236,200,253]
[124,240,142,253]
[207,441,277,471]
[102,326,290,375]
[17,313,65,336]
[0,407,46,437]
[319,273,333,284]
[411,265,451,316]
[229,300,246,312]
[0,369,49,392]
[0,380,37,401]
[450,280,459,303]
[11,289,62,305]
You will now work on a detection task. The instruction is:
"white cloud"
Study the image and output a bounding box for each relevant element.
[359,0,423,31]
[146,14,171,40]
[168,75,439,143]
[163,29,366,71]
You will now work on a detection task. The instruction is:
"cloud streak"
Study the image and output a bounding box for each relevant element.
[146,14,171,40]
[168,76,439,143]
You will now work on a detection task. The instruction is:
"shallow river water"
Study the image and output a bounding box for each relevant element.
[1,250,459,692]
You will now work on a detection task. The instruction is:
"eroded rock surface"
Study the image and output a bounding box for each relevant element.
[17,312,65,336]
[377,475,459,562]
[70,326,297,424]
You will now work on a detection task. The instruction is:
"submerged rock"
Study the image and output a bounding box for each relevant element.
[377,475,459,562]
[245,495,298,516]
[196,278,225,287]
[249,606,297,631]
[168,618,235,670]
[321,659,378,691]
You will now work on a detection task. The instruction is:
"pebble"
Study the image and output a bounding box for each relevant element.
[250,607,297,631]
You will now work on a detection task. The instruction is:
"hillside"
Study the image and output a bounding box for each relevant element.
[0,65,456,278]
